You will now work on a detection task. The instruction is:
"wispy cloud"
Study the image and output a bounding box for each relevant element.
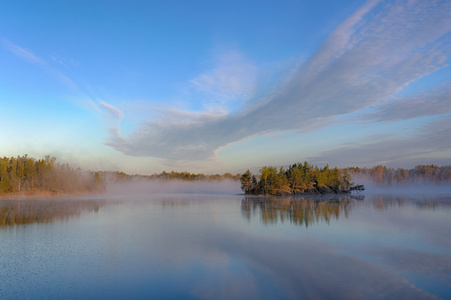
[98,100,129,152]
[106,0,451,162]
[1,39,46,65]
[99,100,124,120]
[310,113,451,167]
[355,83,451,122]
[1,39,82,91]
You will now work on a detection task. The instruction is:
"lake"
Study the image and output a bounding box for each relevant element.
[1,187,450,299]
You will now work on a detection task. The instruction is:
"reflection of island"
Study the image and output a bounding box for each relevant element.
[0,199,107,227]
[242,196,362,227]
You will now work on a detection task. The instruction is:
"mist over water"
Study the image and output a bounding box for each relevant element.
[353,177,451,198]
[104,179,242,198]
[1,182,450,299]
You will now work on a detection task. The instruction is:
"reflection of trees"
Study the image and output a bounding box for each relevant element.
[242,196,361,227]
[370,195,451,211]
[416,199,451,211]
[0,199,106,227]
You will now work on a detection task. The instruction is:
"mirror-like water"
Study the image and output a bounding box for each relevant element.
[0,193,450,299]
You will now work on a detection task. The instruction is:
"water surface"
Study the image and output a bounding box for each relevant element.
[1,193,450,299]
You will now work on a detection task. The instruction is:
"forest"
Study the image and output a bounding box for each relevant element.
[240,162,451,196]
[107,164,451,193]
[240,162,363,196]
[0,155,105,194]
[1,155,450,196]
[0,155,241,195]
[348,165,451,185]
[103,170,240,182]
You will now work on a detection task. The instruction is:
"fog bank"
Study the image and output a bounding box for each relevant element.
[355,177,451,197]
[104,179,242,197]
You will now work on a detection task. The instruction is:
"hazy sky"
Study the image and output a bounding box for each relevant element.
[1,0,450,174]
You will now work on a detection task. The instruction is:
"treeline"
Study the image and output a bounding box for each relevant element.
[0,155,105,194]
[3,154,448,196]
[102,170,240,182]
[348,165,451,185]
[240,162,364,196]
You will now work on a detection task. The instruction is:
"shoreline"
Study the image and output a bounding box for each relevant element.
[242,192,364,200]
[0,190,100,200]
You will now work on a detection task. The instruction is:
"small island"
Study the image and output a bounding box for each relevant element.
[240,162,364,196]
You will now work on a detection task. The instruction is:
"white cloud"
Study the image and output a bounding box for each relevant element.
[105,0,451,163]
[99,100,124,120]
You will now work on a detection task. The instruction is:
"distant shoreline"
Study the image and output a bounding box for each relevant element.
[0,190,96,200]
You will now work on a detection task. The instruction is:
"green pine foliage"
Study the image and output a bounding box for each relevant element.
[240,162,361,196]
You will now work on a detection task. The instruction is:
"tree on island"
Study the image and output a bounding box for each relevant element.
[240,162,364,196]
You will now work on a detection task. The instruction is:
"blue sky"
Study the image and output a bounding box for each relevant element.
[1,0,450,174]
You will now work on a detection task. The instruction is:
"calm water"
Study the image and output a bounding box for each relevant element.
[1,192,450,299]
